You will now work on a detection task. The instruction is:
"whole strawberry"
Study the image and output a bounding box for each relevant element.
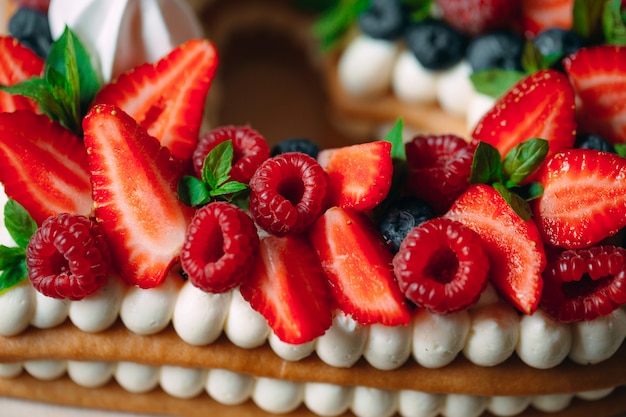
[435,0,522,36]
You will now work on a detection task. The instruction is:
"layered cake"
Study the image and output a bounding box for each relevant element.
[1,1,626,417]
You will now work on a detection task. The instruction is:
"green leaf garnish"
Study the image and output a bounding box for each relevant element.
[0,26,102,136]
[5,199,37,249]
[0,199,37,293]
[469,69,525,98]
[603,0,626,45]
[470,139,548,220]
[313,0,370,50]
[502,138,549,187]
[178,140,249,208]
[384,118,405,160]
[573,0,606,41]
[614,143,626,157]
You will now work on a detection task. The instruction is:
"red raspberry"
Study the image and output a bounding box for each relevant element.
[26,213,110,300]
[181,202,260,293]
[249,152,328,236]
[392,217,489,314]
[192,126,270,184]
[405,134,476,214]
[435,0,521,36]
[540,245,626,322]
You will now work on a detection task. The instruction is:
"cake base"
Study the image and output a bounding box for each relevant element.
[0,375,624,417]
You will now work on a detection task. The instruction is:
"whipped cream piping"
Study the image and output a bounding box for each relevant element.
[47,0,204,82]
[0,360,620,417]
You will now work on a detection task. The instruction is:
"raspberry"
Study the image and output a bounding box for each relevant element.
[405,134,476,214]
[26,213,111,300]
[192,125,270,184]
[392,217,489,314]
[249,152,328,236]
[181,202,260,293]
[540,245,626,322]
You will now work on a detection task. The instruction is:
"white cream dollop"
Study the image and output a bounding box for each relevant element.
[48,0,203,82]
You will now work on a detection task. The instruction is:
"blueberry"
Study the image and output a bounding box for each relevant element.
[358,0,406,40]
[271,138,320,159]
[377,197,436,253]
[466,31,524,72]
[9,8,52,58]
[404,19,468,70]
[574,133,616,153]
[533,28,585,71]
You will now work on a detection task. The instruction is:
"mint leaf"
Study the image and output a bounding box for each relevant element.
[402,0,433,22]
[211,181,248,198]
[313,0,370,50]
[603,0,626,45]
[521,182,544,201]
[202,140,235,188]
[1,77,62,119]
[470,142,503,185]
[470,69,525,98]
[384,118,405,160]
[5,199,37,249]
[573,0,606,40]
[615,143,626,157]
[0,246,25,270]
[178,176,211,207]
[0,261,27,293]
[502,138,549,186]
[493,182,532,221]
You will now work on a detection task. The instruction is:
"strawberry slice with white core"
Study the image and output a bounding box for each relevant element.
[309,206,411,326]
[0,111,92,224]
[472,69,576,159]
[317,141,393,212]
[93,39,218,161]
[83,104,193,288]
[445,184,546,314]
[532,149,626,249]
[521,0,573,38]
[0,36,44,113]
[240,234,333,344]
[564,45,626,145]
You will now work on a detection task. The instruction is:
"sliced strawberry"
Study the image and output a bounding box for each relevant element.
[317,141,393,212]
[309,206,411,326]
[445,184,546,314]
[435,0,522,36]
[93,39,218,161]
[563,45,626,145]
[0,36,44,113]
[83,104,193,288]
[532,149,626,250]
[521,0,574,38]
[240,234,333,344]
[0,111,92,224]
[472,69,576,159]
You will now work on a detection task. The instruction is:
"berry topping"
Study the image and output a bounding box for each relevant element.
[466,31,525,72]
[405,134,475,214]
[26,213,110,300]
[309,206,411,326]
[445,184,546,314]
[194,126,270,184]
[8,7,52,58]
[358,0,406,40]
[435,0,522,36]
[240,234,333,344]
[472,69,576,159]
[532,28,584,68]
[575,133,616,153]
[393,217,489,314]
[93,39,218,160]
[83,104,193,289]
[377,196,436,253]
[0,111,92,225]
[249,152,327,236]
[563,45,626,145]
[317,141,393,212]
[0,36,44,113]
[532,149,626,249]
[271,137,320,159]
[541,246,626,322]
[404,19,468,71]
[181,202,259,294]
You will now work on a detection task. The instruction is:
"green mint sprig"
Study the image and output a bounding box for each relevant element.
[0,200,37,293]
[1,26,102,136]
[178,141,248,209]
[603,0,626,45]
[470,139,548,221]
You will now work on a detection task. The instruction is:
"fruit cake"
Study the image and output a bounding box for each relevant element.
[1,1,626,417]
